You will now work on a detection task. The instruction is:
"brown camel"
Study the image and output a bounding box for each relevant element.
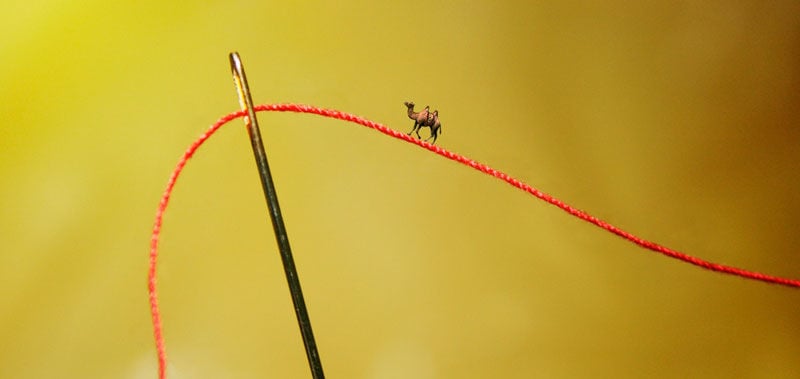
[404,101,443,144]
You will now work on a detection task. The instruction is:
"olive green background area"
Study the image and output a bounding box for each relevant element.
[2,2,799,378]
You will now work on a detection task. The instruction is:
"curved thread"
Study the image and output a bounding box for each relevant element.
[149,103,800,378]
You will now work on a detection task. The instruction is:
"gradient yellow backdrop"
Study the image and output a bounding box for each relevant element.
[2,2,799,378]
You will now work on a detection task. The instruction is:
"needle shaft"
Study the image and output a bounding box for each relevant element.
[229,52,325,379]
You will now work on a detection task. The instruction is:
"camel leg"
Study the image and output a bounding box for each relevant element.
[415,127,423,139]
[425,130,438,144]
[407,122,418,136]
[424,127,439,144]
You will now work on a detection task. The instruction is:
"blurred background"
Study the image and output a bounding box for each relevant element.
[1,1,799,378]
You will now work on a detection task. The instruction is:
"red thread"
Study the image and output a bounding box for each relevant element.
[149,103,800,378]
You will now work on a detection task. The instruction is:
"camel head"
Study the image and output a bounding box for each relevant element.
[404,101,415,110]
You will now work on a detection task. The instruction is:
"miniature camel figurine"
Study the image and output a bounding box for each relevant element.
[404,101,443,144]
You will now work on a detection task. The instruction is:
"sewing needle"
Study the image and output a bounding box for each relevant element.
[229,52,325,379]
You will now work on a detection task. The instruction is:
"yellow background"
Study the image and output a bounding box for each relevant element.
[1,2,799,378]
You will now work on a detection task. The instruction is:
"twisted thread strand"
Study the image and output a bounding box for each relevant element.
[149,103,800,379]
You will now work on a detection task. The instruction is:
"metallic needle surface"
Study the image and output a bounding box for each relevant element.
[229,52,325,379]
